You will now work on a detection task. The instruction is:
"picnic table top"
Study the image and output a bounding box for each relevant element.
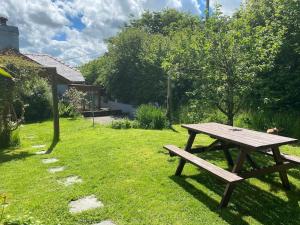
[182,122,298,150]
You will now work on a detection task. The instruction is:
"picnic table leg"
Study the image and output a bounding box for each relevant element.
[175,131,196,176]
[246,154,260,169]
[271,147,290,190]
[219,149,247,208]
[223,147,234,168]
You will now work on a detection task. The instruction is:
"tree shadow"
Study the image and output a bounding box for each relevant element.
[170,173,300,225]
[169,125,179,133]
[46,138,58,154]
[0,148,35,164]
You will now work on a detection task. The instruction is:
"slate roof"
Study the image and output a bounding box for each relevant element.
[25,53,85,83]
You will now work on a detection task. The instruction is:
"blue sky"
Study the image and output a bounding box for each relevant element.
[1,0,241,65]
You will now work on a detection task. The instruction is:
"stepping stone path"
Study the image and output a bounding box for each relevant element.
[32,144,46,148]
[93,221,116,225]
[37,145,112,221]
[69,195,103,214]
[35,150,47,155]
[42,158,59,164]
[58,175,82,186]
[48,166,65,173]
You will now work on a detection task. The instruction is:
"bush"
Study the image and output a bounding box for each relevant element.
[21,78,52,122]
[59,88,87,118]
[9,129,20,148]
[136,104,167,129]
[0,128,20,149]
[111,118,135,129]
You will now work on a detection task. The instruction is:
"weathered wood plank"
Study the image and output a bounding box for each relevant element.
[241,162,295,179]
[164,145,243,183]
[182,123,297,150]
[259,149,300,165]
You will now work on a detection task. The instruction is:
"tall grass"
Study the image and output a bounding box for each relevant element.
[236,111,300,139]
[136,104,168,129]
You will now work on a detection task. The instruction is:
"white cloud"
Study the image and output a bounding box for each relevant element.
[211,0,242,16]
[0,0,240,66]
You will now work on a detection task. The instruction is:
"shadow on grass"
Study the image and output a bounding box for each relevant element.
[46,138,59,154]
[170,173,300,225]
[169,125,179,133]
[0,148,35,163]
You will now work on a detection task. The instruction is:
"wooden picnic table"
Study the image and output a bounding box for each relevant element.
[164,122,300,208]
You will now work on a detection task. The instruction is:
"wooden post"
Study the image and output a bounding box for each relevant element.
[50,68,60,142]
[92,91,95,127]
[166,75,172,126]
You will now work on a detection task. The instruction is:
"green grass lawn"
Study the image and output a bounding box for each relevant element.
[0,119,300,225]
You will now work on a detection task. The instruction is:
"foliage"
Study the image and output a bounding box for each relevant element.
[3,214,42,225]
[136,104,167,129]
[0,68,13,79]
[81,1,300,126]
[128,9,201,36]
[236,111,300,139]
[59,88,87,118]
[163,3,286,125]
[21,78,52,122]
[9,129,20,148]
[98,28,167,105]
[247,0,300,111]
[111,118,139,129]
[81,9,201,105]
[175,103,204,124]
[0,54,42,148]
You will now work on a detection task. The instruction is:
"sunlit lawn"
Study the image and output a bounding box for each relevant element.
[0,118,299,225]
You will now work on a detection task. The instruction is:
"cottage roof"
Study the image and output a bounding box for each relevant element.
[25,54,85,83]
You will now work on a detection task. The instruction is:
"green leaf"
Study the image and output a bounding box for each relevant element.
[0,67,13,79]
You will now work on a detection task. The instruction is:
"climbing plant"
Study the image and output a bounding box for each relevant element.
[0,53,42,148]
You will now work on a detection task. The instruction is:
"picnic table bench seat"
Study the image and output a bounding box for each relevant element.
[164,145,243,183]
[164,122,299,208]
[260,149,300,165]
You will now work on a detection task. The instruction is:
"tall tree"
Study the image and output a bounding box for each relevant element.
[163,3,286,125]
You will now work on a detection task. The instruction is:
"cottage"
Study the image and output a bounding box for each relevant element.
[0,17,102,111]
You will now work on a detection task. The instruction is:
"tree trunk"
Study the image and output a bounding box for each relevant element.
[227,114,234,126]
[166,75,172,126]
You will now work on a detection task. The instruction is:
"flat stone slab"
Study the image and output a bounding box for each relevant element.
[32,144,46,148]
[58,175,82,186]
[35,150,47,155]
[42,158,58,164]
[93,220,116,225]
[69,195,103,214]
[48,166,65,173]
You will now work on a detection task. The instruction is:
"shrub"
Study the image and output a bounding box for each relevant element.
[21,78,52,122]
[59,88,87,118]
[9,129,20,148]
[175,101,208,124]
[111,118,133,129]
[136,104,167,129]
